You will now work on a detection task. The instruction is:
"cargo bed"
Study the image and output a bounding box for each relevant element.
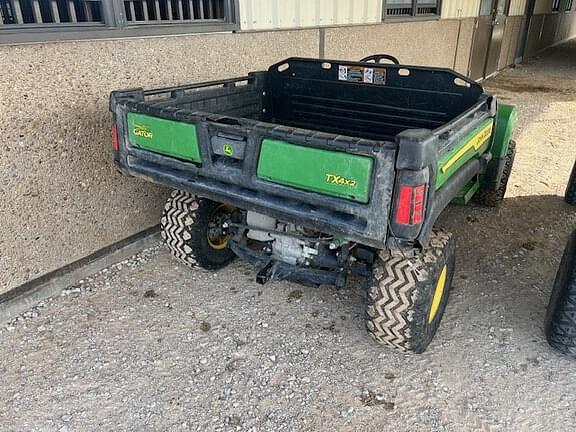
[125,58,485,142]
[110,57,498,249]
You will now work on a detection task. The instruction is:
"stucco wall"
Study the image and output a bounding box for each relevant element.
[0,30,319,295]
[324,19,475,75]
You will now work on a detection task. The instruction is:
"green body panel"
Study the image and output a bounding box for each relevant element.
[452,179,480,205]
[435,119,495,190]
[257,139,373,203]
[491,103,517,159]
[127,113,201,163]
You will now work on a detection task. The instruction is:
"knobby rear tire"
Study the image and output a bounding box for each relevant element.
[545,230,576,358]
[161,191,236,270]
[366,229,456,354]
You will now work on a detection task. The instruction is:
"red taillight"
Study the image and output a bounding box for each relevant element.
[112,124,119,152]
[396,186,413,225]
[395,184,426,226]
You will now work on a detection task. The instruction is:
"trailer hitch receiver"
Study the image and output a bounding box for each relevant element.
[256,260,277,285]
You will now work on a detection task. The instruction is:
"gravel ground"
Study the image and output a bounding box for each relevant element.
[2,42,576,432]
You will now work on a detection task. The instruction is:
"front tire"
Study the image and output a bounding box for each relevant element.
[161,191,236,270]
[545,230,576,357]
[366,229,456,353]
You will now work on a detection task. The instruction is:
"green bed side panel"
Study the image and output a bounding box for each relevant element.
[127,113,201,163]
[257,139,373,203]
[435,119,495,190]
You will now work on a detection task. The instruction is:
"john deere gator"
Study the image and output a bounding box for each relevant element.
[110,55,517,353]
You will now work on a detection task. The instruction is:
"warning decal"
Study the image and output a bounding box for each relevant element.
[338,65,387,85]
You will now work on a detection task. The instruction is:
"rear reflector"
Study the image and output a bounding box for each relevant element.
[395,184,426,226]
[412,185,426,225]
[112,124,119,152]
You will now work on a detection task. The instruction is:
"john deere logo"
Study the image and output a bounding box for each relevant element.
[325,173,357,188]
[223,144,234,156]
[133,124,153,139]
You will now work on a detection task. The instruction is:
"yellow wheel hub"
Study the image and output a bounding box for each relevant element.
[206,205,233,250]
[428,265,448,323]
[207,235,229,250]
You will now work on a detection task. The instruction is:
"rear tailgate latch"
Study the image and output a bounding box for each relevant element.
[211,133,247,160]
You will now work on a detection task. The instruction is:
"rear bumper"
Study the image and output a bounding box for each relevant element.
[118,144,393,249]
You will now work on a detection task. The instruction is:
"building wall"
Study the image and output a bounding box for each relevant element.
[499,15,525,68]
[504,0,530,68]
[533,0,553,15]
[509,0,528,16]
[495,0,576,71]
[239,0,382,30]
[324,18,475,75]
[441,0,481,19]
[524,10,576,56]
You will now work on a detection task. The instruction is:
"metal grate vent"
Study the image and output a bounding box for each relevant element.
[0,0,103,25]
[385,0,439,18]
[123,0,225,23]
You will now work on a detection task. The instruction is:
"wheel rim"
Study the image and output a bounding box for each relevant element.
[206,205,232,250]
[428,265,448,323]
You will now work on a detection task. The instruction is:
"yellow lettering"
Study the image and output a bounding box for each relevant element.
[325,173,358,188]
[133,125,153,139]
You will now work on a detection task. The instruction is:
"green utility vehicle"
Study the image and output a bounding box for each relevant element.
[110,55,517,353]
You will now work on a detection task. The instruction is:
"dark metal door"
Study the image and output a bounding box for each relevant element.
[469,0,495,80]
[516,0,536,62]
[484,0,510,77]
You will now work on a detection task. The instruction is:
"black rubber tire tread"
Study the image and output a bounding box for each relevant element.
[474,140,516,207]
[564,161,576,205]
[366,229,456,354]
[161,190,235,270]
[545,230,576,358]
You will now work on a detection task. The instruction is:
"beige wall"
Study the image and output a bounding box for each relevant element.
[469,5,576,75]
[499,15,525,69]
[441,0,481,19]
[509,0,528,16]
[239,0,382,30]
[534,0,553,15]
[324,19,475,75]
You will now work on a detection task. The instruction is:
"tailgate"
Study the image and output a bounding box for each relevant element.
[257,139,374,203]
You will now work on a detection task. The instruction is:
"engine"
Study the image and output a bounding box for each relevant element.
[245,212,323,266]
